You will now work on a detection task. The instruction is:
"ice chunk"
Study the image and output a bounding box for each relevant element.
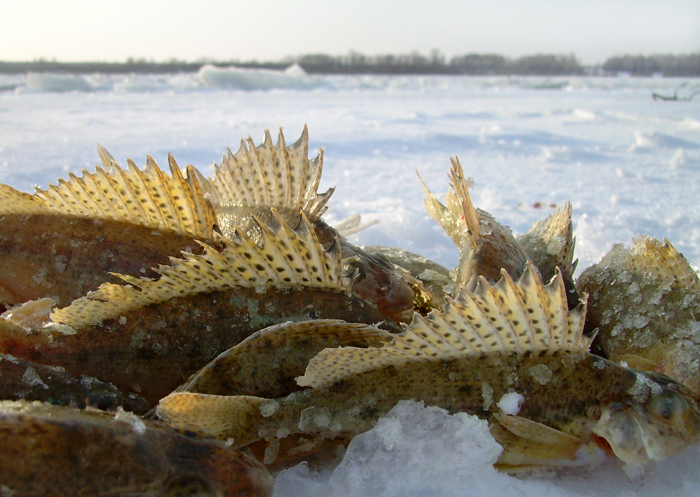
[26,73,93,92]
[497,392,524,415]
[198,64,322,90]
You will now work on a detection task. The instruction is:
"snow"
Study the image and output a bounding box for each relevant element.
[496,392,524,415]
[1,72,700,495]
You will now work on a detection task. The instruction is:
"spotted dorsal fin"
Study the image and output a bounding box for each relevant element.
[199,126,333,221]
[49,210,345,329]
[0,184,52,215]
[628,236,700,292]
[518,202,577,283]
[297,263,591,389]
[31,147,216,241]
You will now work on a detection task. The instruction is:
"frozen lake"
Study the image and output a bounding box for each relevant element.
[1,71,700,495]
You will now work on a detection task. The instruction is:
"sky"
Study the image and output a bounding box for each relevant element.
[1,0,698,65]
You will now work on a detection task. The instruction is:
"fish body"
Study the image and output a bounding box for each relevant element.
[0,400,272,496]
[420,158,531,292]
[0,150,217,308]
[1,211,396,406]
[159,265,700,469]
[419,158,578,305]
[177,319,392,399]
[577,236,700,392]
[199,127,416,323]
[0,353,148,413]
[0,211,206,307]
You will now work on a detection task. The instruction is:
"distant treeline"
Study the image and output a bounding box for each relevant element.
[1,52,699,76]
[293,52,586,75]
[602,54,700,76]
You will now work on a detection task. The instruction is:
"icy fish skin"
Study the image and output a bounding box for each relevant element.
[159,264,700,470]
[198,126,416,323]
[577,235,700,392]
[0,211,398,406]
[0,400,272,497]
[0,150,217,308]
[0,353,148,413]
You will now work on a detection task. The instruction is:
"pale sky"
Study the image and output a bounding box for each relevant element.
[1,0,698,65]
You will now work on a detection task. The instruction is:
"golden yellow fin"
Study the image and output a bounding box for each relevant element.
[200,126,333,221]
[49,210,345,329]
[32,147,216,240]
[492,413,602,469]
[629,236,700,291]
[297,263,591,389]
[0,184,52,215]
[157,392,266,447]
[423,157,530,291]
[417,169,468,248]
[518,202,577,282]
[448,157,480,251]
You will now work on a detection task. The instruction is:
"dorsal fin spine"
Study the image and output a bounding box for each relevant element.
[297,263,590,390]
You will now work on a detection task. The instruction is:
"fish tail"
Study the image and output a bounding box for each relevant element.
[157,392,267,448]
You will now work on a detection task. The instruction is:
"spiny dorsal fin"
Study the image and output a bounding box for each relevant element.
[0,184,52,215]
[297,263,590,389]
[629,236,700,292]
[32,146,216,240]
[448,157,480,251]
[49,210,345,329]
[417,168,471,248]
[201,126,333,221]
[518,202,577,283]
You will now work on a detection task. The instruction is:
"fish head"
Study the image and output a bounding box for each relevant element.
[593,371,700,465]
[342,250,416,323]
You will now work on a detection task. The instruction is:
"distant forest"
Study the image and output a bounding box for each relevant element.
[1,52,699,76]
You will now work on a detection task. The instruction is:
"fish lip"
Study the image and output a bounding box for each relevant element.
[593,390,700,466]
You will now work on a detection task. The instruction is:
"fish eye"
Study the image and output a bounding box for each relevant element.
[647,391,687,421]
[87,392,119,411]
[165,475,216,497]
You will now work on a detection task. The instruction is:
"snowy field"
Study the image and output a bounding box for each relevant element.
[1,70,700,496]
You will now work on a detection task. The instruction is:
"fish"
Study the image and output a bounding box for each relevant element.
[175,319,392,399]
[419,157,578,306]
[577,235,700,392]
[158,263,700,470]
[0,209,398,406]
[0,352,149,413]
[194,126,417,323]
[419,157,531,292]
[0,399,272,496]
[517,202,580,309]
[0,148,218,308]
[362,245,455,312]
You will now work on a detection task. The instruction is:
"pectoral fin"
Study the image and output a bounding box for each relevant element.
[614,354,660,373]
[492,413,605,470]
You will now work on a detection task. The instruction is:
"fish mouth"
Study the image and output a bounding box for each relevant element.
[593,374,700,466]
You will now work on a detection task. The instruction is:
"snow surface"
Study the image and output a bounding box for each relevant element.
[1,72,700,495]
